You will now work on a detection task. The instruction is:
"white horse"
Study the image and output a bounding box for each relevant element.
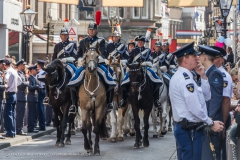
[152,64,170,138]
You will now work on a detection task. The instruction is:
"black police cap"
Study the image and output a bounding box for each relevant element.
[198,45,221,57]
[3,58,12,65]
[134,35,146,42]
[210,46,227,57]
[16,59,27,66]
[37,59,46,65]
[28,64,38,70]
[172,42,200,58]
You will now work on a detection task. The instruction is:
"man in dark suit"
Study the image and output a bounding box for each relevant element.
[226,46,234,64]
[198,45,224,160]
[16,59,28,135]
[27,64,39,133]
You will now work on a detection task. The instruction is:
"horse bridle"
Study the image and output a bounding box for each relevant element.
[84,48,99,70]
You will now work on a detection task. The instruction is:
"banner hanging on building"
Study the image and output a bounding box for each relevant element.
[168,0,208,7]
[38,0,78,5]
[102,0,143,7]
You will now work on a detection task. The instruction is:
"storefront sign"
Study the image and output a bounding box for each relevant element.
[11,18,19,25]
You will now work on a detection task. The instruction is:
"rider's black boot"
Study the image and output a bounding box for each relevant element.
[106,89,114,113]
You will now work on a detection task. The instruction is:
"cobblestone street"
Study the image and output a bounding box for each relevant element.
[0,126,177,160]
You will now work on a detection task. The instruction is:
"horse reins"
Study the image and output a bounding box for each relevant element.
[48,70,66,99]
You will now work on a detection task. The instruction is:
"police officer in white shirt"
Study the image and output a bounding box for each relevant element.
[2,58,19,138]
[169,42,224,160]
[211,46,233,160]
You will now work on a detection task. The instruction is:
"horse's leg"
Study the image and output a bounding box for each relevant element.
[58,106,68,147]
[132,105,141,148]
[82,110,92,153]
[159,101,168,137]
[109,102,117,142]
[53,108,61,146]
[168,99,173,132]
[87,113,93,152]
[151,106,158,138]
[123,104,130,135]
[129,105,136,136]
[143,107,152,147]
[66,114,75,145]
[117,107,124,141]
[93,108,104,156]
[139,109,144,130]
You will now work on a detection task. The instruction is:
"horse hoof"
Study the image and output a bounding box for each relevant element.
[117,137,124,141]
[101,137,108,141]
[109,137,117,143]
[161,131,167,135]
[65,140,71,145]
[94,150,100,156]
[153,135,158,138]
[129,132,135,137]
[86,148,93,153]
[158,134,164,137]
[71,130,76,135]
[58,143,65,147]
[133,143,140,149]
[123,129,130,135]
[168,127,173,132]
[55,142,60,146]
[143,142,149,147]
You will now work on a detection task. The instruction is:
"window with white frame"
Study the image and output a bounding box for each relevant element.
[102,7,108,18]
[155,0,161,17]
[141,0,148,19]
[133,0,148,19]
[86,11,93,19]
[133,7,140,18]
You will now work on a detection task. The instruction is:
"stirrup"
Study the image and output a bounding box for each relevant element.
[68,105,77,116]
[43,97,50,105]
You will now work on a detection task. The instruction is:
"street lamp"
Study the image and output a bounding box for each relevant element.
[219,0,233,17]
[20,5,37,63]
[219,0,233,38]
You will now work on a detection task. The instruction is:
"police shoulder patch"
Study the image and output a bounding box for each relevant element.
[186,83,194,93]
[223,81,228,88]
[183,72,190,80]
[213,78,219,84]
[222,72,226,77]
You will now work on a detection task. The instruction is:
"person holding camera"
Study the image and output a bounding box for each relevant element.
[170,42,224,160]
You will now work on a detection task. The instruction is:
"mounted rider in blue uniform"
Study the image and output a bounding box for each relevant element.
[151,41,170,68]
[127,39,136,53]
[151,41,173,88]
[42,28,78,114]
[120,35,163,108]
[106,30,129,60]
[162,41,177,67]
[68,21,116,113]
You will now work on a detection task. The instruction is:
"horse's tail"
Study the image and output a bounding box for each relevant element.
[99,116,109,139]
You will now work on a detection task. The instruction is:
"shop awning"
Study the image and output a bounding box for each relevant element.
[9,31,19,46]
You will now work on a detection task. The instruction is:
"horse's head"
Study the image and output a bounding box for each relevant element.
[109,55,121,83]
[127,62,144,93]
[43,59,64,87]
[84,42,101,74]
